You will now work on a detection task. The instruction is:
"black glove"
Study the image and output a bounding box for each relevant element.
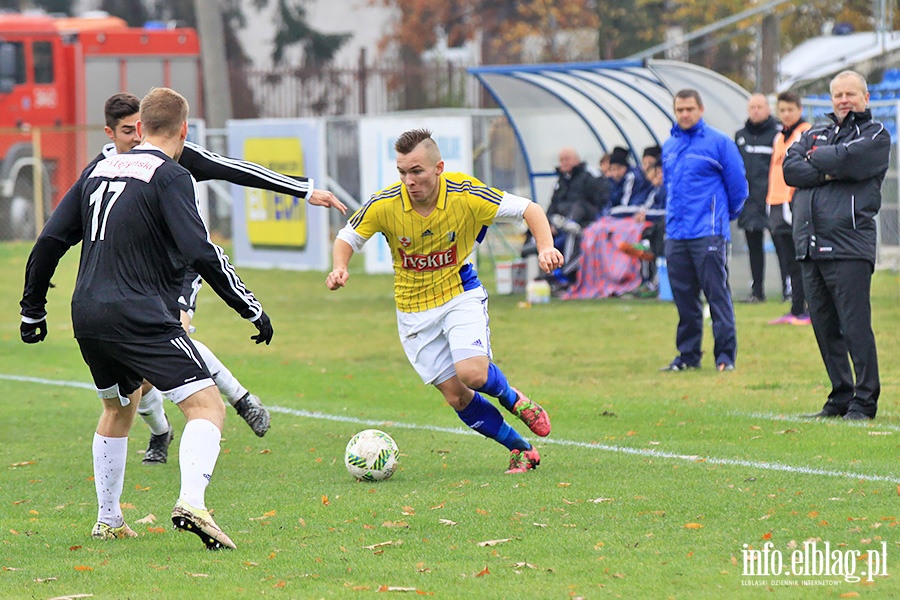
[21,319,48,344]
[251,311,273,345]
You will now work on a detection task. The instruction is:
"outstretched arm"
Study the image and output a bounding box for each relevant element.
[180,141,347,214]
[326,239,354,290]
[523,202,565,273]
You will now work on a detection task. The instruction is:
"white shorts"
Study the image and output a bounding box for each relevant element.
[397,287,492,386]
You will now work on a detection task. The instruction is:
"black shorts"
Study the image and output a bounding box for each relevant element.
[178,269,203,315]
[77,334,214,403]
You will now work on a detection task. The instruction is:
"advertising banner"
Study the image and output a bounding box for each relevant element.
[227,119,330,270]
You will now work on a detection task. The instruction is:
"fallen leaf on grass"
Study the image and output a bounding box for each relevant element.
[376,585,433,594]
[34,577,58,583]
[868,431,891,436]
[249,510,277,521]
[364,541,403,550]
[510,562,538,570]
[147,527,166,534]
[477,538,511,547]
[429,502,445,510]
[762,532,773,540]
[775,429,799,435]
[475,566,490,577]
[69,545,81,551]
[588,498,613,503]
[135,514,156,525]
[382,520,409,528]
[47,595,94,599]
[438,519,456,526]
[475,508,489,515]
[533,523,547,528]
[322,495,329,506]
[10,461,35,467]
[684,523,704,530]
[185,572,209,577]
[839,593,860,598]
[2,566,22,571]
[73,565,93,571]
[401,506,415,515]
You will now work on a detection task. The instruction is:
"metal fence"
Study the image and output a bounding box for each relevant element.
[239,60,484,119]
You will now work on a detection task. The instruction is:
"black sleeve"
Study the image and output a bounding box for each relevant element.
[20,178,85,319]
[179,141,314,198]
[783,131,828,189]
[159,170,263,321]
[808,124,891,182]
[593,176,611,215]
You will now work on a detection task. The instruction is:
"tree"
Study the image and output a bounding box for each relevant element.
[375,0,601,65]
[262,0,350,66]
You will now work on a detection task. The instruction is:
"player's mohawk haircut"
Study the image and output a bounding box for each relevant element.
[394,129,434,155]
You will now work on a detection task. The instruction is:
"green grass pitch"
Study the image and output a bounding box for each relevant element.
[1,240,899,599]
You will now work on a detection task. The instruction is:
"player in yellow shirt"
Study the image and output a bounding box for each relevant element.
[327,129,564,473]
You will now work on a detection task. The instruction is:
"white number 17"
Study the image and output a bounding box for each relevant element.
[89,181,127,241]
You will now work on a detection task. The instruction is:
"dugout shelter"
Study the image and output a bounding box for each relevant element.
[468,59,750,205]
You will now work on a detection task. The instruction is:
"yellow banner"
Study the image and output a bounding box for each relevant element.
[243,137,307,249]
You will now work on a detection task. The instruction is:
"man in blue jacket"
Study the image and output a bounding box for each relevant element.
[660,89,749,372]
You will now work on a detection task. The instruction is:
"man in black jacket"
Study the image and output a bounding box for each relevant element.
[783,70,890,420]
[522,147,608,284]
[734,93,779,303]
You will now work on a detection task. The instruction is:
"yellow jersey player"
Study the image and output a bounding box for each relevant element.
[326,129,564,473]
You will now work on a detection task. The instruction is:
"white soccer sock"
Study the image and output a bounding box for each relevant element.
[191,338,248,405]
[178,419,221,510]
[93,433,128,527]
[137,386,169,435]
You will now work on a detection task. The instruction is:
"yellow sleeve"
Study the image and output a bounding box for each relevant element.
[346,196,383,240]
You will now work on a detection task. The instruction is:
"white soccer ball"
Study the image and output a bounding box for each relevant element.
[344,429,399,482]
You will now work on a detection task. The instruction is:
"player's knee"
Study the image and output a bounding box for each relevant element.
[456,367,487,390]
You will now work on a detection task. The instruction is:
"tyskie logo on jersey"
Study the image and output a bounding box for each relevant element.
[399,245,458,272]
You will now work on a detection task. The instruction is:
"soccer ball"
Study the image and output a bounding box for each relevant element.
[344,429,399,482]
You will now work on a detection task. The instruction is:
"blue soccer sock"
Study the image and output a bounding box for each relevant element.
[476,363,519,411]
[457,393,530,451]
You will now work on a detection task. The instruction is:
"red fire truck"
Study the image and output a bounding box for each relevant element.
[0,12,201,239]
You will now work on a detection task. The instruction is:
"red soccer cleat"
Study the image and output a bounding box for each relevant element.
[505,447,541,474]
[510,388,551,437]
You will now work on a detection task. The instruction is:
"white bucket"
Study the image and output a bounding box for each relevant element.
[495,259,527,295]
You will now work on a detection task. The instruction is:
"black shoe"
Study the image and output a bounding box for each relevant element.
[801,410,844,419]
[660,358,700,372]
[234,393,271,437]
[143,426,174,464]
[843,411,873,421]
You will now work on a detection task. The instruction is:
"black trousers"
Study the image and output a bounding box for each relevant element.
[744,229,766,299]
[801,259,879,417]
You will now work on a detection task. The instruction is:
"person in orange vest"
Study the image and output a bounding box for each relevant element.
[766,91,812,325]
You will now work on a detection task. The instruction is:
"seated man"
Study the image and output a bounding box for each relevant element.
[606,146,653,217]
[522,147,609,288]
[620,159,667,295]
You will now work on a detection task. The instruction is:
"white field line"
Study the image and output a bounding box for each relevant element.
[734,410,900,432]
[3,373,899,484]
